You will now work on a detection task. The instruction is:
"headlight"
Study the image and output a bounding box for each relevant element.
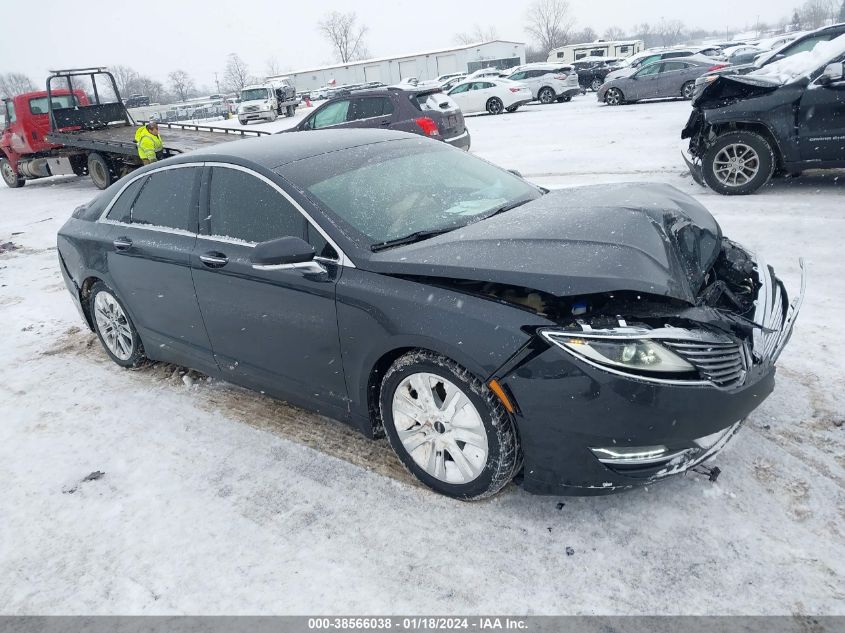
[542,331,695,374]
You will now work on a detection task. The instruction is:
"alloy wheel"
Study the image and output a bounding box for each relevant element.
[606,88,622,105]
[591,78,602,91]
[539,88,555,104]
[390,372,489,484]
[682,82,695,99]
[712,143,761,188]
[487,98,503,115]
[93,291,134,361]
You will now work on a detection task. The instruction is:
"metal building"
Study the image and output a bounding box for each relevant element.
[271,40,526,92]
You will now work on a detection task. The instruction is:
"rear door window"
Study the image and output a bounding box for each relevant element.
[661,61,688,72]
[206,167,306,244]
[129,167,199,232]
[350,97,394,120]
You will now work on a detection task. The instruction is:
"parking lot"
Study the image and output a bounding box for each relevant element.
[1,95,843,614]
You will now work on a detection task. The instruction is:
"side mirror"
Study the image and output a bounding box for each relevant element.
[251,236,323,273]
[819,62,845,86]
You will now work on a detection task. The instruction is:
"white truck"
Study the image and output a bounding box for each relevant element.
[237,78,298,124]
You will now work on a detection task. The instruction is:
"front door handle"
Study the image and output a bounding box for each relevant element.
[200,252,228,268]
[113,237,132,251]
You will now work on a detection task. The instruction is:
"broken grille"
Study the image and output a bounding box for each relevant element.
[663,340,746,388]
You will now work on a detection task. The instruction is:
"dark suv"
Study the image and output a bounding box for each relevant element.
[693,23,845,99]
[285,87,470,150]
[681,37,845,195]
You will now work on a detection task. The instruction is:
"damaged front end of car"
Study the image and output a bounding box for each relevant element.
[483,238,804,495]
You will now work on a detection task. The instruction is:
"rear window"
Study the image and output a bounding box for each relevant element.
[29,95,79,115]
[413,92,458,112]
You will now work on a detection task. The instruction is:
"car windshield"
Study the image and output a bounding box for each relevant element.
[279,140,540,247]
[241,88,269,101]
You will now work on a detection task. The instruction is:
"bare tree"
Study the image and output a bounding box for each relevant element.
[570,26,598,43]
[0,73,36,99]
[656,18,686,46]
[603,26,626,40]
[135,76,167,104]
[168,69,195,102]
[800,0,837,29]
[839,0,845,21]
[223,53,251,93]
[524,0,575,56]
[454,24,500,45]
[265,56,282,77]
[318,11,369,63]
[111,65,139,97]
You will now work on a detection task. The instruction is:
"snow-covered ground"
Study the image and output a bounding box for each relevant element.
[1,96,843,615]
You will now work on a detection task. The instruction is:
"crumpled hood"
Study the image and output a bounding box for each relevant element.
[364,183,722,304]
[692,73,784,107]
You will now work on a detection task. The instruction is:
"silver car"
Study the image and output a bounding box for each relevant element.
[598,57,723,105]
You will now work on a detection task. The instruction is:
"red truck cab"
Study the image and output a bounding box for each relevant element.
[1,89,89,163]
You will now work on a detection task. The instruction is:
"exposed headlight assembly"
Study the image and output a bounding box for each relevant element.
[541,328,701,380]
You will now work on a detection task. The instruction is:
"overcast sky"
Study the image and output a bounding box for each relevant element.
[3,0,799,89]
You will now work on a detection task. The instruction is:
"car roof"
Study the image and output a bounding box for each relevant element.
[172,129,417,171]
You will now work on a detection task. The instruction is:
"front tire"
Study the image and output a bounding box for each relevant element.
[239,118,248,125]
[538,87,556,104]
[605,87,624,106]
[1,157,25,188]
[486,97,504,115]
[380,350,521,500]
[681,81,695,100]
[268,110,278,122]
[87,153,114,190]
[702,131,775,195]
[89,282,146,368]
[590,77,603,91]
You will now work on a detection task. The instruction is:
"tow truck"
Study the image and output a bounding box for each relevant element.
[1,67,268,189]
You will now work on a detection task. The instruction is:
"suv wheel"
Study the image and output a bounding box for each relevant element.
[605,87,624,106]
[681,81,695,100]
[702,131,775,195]
[380,350,521,500]
[538,87,556,104]
[590,77,603,91]
[1,157,25,188]
[486,97,504,115]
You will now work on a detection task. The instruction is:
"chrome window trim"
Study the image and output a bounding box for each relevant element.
[96,161,354,268]
[202,162,354,268]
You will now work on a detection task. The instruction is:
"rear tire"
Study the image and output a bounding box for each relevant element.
[69,155,88,177]
[1,157,25,188]
[239,118,248,125]
[89,281,146,368]
[87,153,114,190]
[556,94,572,102]
[380,350,521,500]
[505,105,519,113]
[590,77,603,91]
[702,131,775,195]
[538,87,556,104]
[486,97,504,115]
[681,81,695,100]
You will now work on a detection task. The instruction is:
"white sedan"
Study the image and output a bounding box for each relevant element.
[447,79,533,115]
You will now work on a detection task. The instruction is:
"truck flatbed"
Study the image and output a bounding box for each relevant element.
[46,121,267,157]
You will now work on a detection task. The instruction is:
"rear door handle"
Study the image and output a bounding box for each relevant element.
[113,237,132,251]
[199,252,228,268]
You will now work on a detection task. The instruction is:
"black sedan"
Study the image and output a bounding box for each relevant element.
[57,130,804,500]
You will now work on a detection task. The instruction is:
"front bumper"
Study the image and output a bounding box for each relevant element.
[498,258,805,496]
[239,108,272,121]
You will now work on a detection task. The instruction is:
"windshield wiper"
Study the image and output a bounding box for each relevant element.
[370,228,454,252]
[481,197,533,220]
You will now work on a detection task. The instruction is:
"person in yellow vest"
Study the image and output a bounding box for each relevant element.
[135,121,163,165]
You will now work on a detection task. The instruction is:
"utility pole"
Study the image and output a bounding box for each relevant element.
[214,72,220,95]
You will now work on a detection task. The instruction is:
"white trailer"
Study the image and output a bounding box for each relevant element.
[547,40,644,64]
